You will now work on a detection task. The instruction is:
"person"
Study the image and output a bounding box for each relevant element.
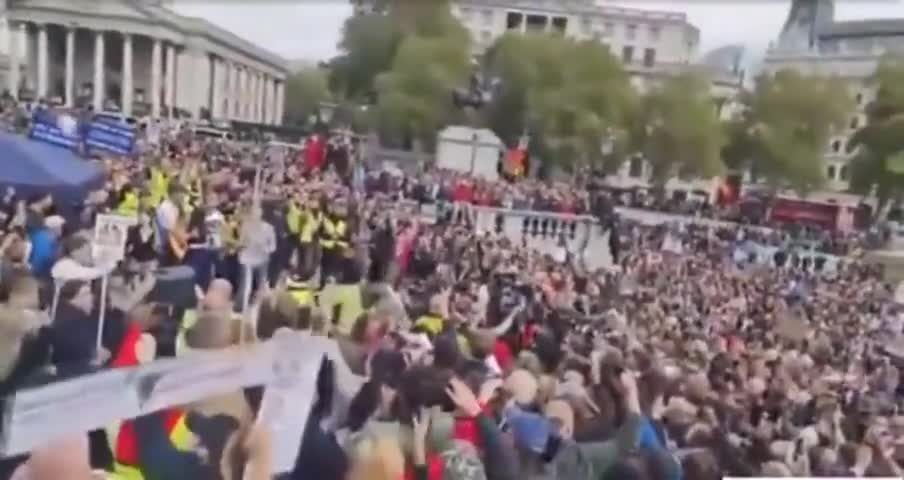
[319,197,350,287]
[237,204,276,312]
[155,184,187,266]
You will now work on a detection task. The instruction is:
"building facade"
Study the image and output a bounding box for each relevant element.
[0,0,288,124]
[763,0,903,192]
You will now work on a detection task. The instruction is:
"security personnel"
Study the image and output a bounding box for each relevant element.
[116,185,140,217]
[107,321,195,479]
[286,274,315,308]
[319,200,349,286]
[148,163,169,207]
[299,199,323,278]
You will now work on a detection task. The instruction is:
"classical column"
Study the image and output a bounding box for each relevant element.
[7,22,19,99]
[252,72,260,122]
[93,30,105,112]
[64,27,75,107]
[150,38,162,118]
[275,81,284,125]
[231,63,240,119]
[36,24,47,99]
[121,33,133,116]
[260,75,269,124]
[19,23,29,91]
[165,43,176,117]
[238,67,247,120]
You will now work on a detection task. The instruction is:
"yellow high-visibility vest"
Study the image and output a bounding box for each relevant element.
[415,315,444,337]
[107,413,194,480]
[116,191,140,217]
[287,203,301,236]
[149,168,168,207]
[301,210,322,244]
[320,217,348,250]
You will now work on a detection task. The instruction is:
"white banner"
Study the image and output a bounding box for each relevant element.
[256,330,323,474]
[1,336,311,457]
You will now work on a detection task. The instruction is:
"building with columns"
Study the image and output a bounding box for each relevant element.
[0,0,288,124]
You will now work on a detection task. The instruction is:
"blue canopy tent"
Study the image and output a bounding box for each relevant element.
[0,131,104,207]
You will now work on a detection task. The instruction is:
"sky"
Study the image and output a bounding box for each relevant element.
[170,0,904,64]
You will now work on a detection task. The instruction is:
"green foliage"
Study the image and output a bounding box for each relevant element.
[283,67,330,126]
[328,14,403,100]
[743,70,852,193]
[847,55,904,207]
[638,73,725,182]
[483,33,636,171]
[374,33,471,148]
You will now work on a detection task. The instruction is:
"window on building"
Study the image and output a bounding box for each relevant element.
[526,14,547,32]
[827,165,836,180]
[581,16,592,33]
[506,12,523,30]
[840,165,850,181]
[831,140,841,153]
[643,48,656,67]
[855,92,864,105]
[850,116,860,130]
[649,25,661,41]
[622,46,635,63]
[482,9,493,25]
[626,23,637,40]
[551,16,568,34]
[460,7,473,19]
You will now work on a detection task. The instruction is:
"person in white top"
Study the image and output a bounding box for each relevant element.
[155,184,185,264]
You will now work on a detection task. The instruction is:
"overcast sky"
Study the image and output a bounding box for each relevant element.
[170,0,904,63]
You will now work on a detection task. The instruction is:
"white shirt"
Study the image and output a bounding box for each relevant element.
[239,219,276,267]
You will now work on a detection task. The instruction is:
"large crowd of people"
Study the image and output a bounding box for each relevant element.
[0,124,899,480]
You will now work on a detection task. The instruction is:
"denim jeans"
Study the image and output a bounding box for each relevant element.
[236,262,269,312]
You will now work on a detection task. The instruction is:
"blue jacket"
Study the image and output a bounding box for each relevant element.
[28,228,56,277]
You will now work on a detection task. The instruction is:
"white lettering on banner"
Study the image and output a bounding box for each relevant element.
[2,369,141,456]
[92,214,137,263]
[139,344,275,413]
[256,330,324,474]
[1,335,353,460]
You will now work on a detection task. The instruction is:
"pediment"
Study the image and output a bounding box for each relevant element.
[9,0,158,23]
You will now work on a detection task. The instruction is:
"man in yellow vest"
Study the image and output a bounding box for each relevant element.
[318,199,350,288]
[298,197,323,280]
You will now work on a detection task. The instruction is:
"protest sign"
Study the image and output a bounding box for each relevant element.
[256,330,324,474]
[1,368,141,456]
[138,343,275,413]
[84,119,136,155]
[28,111,81,150]
[92,214,136,263]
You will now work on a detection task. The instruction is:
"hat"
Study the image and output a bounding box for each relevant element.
[440,440,487,480]
[505,407,552,454]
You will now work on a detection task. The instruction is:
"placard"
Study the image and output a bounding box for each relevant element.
[92,214,136,263]
[256,330,324,474]
[1,368,141,456]
[84,119,137,155]
[138,343,274,413]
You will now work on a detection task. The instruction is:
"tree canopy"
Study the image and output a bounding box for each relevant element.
[483,34,637,172]
[733,70,852,193]
[636,72,726,183]
[847,55,904,210]
[283,67,330,126]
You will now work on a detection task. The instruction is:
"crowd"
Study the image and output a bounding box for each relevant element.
[0,125,899,480]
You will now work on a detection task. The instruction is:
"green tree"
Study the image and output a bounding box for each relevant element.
[847,55,904,214]
[483,33,637,172]
[374,33,471,149]
[283,67,330,125]
[328,13,402,100]
[743,70,852,193]
[636,72,726,183]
